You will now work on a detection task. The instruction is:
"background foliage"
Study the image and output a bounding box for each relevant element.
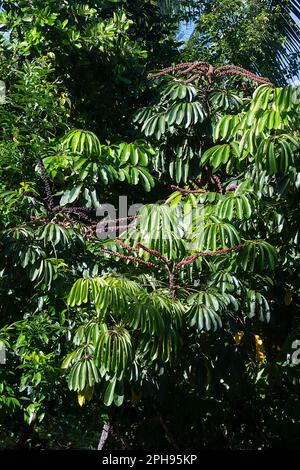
[0,0,299,450]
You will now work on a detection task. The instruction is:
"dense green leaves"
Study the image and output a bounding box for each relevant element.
[1,0,300,452]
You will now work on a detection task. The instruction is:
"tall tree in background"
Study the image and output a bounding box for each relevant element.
[164,0,300,84]
[0,0,180,138]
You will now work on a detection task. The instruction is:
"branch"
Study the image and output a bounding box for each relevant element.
[97,422,110,451]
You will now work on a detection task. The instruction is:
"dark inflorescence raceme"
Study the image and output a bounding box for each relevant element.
[170,174,228,196]
[36,159,55,209]
[34,160,137,231]
[101,240,247,297]
[211,174,225,194]
[148,61,273,87]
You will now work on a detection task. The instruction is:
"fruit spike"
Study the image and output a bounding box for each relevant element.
[102,249,158,268]
[36,159,54,208]
[226,184,238,192]
[174,244,247,271]
[115,239,139,252]
[170,185,207,194]
[136,242,169,264]
[211,174,224,194]
[105,216,136,226]
[57,207,96,224]
[148,61,272,86]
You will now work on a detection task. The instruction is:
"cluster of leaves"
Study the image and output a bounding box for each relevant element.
[44,130,156,207]
[134,71,246,182]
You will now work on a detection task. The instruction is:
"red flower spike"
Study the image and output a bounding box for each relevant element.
[136,243,169,265]
[102,249,158,268]
[174,244,247,271]
[148,61,272,87]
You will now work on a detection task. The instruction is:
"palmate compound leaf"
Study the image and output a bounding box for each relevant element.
[161,81,197,102]
[71,323,101,347]
[67,357,100,392]
[216,192,254,221]
[274,85,296,113]
[29,258,59,290]
[60,184,84,206]
[133,106,153,125]
[251,85,274,113]
[118,141,150,166]
[125,165,155,192]
[60,129,102,156]
[213,114,241,141]
[245,290,271,323]
[116,140,156,192]
[236,240,277,272]
[124,204,187,260]
[94,324,133,381]
[191,219,241,251]
[140,96,207,139]
[252,84,297,116]
[67,275,139,312]
[187,290,239,313]
[256,134,298,174]
[137,328,179,363]
[201,144,231,171]
[37,222,72,247]
[124,290,184,336]
[209,90,243,112]
[207,272,242,295]
[165,101,207,128]
[17,244,44,268]
[186,303,222,332]
[141,112,167,139]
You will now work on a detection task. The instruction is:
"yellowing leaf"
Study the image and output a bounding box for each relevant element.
[284,292,293,306]
[131,388,141,408]
[78,393,85,407]
[234,331,245,345]
[254,335,266,363]
[77,385,94,407]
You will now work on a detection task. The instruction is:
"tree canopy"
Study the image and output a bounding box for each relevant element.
[0,0,299,450]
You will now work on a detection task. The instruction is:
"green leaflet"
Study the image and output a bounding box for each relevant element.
[103,378,117,407]
[246,290,270,322]
[201,144,231,171]
[61,129,102,156]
